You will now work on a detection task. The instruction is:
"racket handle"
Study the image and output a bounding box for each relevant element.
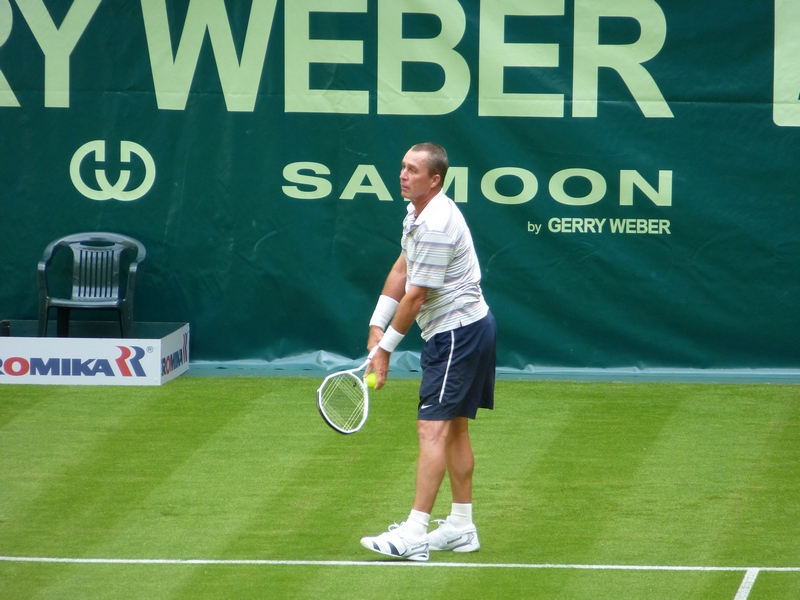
[356,346,380,371]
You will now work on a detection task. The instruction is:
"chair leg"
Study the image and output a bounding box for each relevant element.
[56,308,70,337]
[121,303,133,338]
[38,306,49,337]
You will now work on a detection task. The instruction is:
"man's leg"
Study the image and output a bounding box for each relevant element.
[446,416,474,503]
[413,419,452,514]
[359,419,444,561]
[427,416,481,552]
[359,419,449,561]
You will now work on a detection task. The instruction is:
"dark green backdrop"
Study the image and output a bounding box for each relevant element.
[1,0,798,370]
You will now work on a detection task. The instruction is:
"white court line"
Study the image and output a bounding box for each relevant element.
[4,557,792,599]
[1,556,800,573]
[733,569,760,600]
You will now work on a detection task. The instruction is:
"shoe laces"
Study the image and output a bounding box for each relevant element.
[386,522,404,533]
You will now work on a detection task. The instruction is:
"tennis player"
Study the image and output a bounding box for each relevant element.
[361,142,497,561]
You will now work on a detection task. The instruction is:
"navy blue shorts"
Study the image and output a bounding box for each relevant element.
[417,311,496,421]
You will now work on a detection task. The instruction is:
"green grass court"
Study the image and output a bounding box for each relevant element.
[1,377,799,599]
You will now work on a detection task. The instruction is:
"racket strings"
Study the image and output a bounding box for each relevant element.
[320,373,366,432]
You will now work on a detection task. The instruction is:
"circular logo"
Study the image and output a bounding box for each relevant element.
[70,140,156,201]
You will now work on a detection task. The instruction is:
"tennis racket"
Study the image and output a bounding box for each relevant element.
[317,347,378,434]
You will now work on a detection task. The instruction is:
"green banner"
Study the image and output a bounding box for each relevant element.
[1,0,799,370]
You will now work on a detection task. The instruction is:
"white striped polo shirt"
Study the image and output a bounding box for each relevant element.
[401,191,489,340]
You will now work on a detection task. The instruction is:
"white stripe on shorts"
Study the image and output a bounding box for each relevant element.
[437,330,455,404]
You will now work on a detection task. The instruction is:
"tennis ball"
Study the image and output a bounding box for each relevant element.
[365,372,377,389]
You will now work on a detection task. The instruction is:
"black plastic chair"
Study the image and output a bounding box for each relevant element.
[37,232,146,337]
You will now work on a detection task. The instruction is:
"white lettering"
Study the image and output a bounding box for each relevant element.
[549,168,606,205]
[1,0,674,117]
[285,0,368,114]
[282,161,673,208]
[142,0,276,111]
[482,167,539,205]
[620,170,672,206]
[0,0,19,106]
[549,216,670,234]
[773,0,800,126]
[608,218,670,234]
[340,165,392,200]
[442,166,469,203]
[282,162,332,199]
[377,0,469,115]
[15,0,101,107]
[573,0,672,118]
[478,0,565,118]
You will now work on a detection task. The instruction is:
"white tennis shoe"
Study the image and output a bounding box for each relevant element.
[427,517,480,552]
[360,523,430,561]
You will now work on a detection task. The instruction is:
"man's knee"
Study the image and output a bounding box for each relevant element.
[418,419,450,446]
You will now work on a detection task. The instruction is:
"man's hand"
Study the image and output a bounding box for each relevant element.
[366,326,392,390]
[367,347,390,390]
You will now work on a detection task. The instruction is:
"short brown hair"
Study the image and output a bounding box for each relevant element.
[411,142,448,184]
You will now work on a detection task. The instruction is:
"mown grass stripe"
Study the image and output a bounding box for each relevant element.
[2,379,799,599]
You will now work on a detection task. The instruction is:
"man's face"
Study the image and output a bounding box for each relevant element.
[400,150,440,202]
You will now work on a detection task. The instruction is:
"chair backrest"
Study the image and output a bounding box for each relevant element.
[39,232,146,302]
[70,240,126,301]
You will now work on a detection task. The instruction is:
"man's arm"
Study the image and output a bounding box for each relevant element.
[389,284,428,336]
[382,254,407,300]
[367,254,406,351]
[367,254,428,389]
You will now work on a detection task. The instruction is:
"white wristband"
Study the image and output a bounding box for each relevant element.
[369,295,399,330]
[378,326,405,353]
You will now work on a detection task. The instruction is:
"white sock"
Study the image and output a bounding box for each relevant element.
[404,509,430,539]
[450,503,473,528]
